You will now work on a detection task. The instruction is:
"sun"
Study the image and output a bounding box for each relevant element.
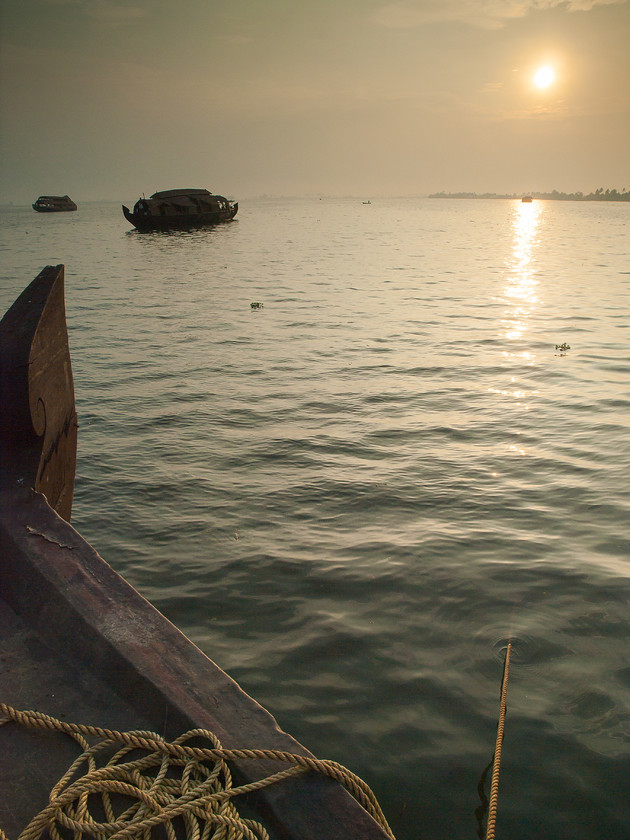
[533,65,555,89]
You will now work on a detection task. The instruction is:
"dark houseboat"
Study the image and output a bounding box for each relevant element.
[32,195,77,212]
[122,187,238,231]
[0,266,392,840]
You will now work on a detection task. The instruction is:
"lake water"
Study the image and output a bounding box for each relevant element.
[1,197,629,839]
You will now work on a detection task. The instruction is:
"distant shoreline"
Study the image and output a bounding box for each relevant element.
[429,189,630,202]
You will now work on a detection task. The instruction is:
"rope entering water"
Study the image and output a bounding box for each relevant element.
[485,640,512,840]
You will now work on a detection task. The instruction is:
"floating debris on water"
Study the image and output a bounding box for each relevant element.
[555,342,571,354]
[250,301,263,310]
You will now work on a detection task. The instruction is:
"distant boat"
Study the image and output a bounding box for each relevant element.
[122,188,238,232]
[32,195,77,212]
[521,196,533,203]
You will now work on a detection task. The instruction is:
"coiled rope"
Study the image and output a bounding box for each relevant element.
[0,703,395,840]
[485,640,512,840]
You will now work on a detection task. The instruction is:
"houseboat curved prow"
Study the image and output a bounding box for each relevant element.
[122,188,238,231]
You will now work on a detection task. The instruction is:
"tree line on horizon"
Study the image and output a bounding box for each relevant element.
[429,187,630,201]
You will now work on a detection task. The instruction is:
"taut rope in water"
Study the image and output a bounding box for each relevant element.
[485,640,513,840]
[0,703,395,840]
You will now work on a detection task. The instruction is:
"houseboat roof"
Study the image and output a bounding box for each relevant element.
[150,188,214,199]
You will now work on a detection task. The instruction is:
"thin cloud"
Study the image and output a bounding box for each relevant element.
[493,100,571,119]
[43,0,146,21]
[86,1,146,21]
[372,0,627,29]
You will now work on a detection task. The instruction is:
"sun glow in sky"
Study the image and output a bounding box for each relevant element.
[533,65,556,89]
[0,0,629,201]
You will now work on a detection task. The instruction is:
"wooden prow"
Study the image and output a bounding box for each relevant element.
[0,268,393,840]
[0,265,77,521]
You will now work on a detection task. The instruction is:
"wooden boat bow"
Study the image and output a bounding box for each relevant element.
[0,267,392,840]
[0,265,77,522]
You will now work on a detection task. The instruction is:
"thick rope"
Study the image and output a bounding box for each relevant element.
[485,640,512,840]
[0,703,395,840]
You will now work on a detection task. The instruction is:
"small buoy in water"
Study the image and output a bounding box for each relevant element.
[250,301,263,309]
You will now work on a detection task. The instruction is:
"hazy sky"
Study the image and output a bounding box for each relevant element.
[1,0,628,202]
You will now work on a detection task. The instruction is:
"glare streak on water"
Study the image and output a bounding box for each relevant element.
[1,197,629,839]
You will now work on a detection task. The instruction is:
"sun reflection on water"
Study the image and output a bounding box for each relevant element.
[501,200,543,344]
[488,201,544,449]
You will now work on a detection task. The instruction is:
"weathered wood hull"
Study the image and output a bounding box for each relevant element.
[0,265,77,521]
[0,267,390,840]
